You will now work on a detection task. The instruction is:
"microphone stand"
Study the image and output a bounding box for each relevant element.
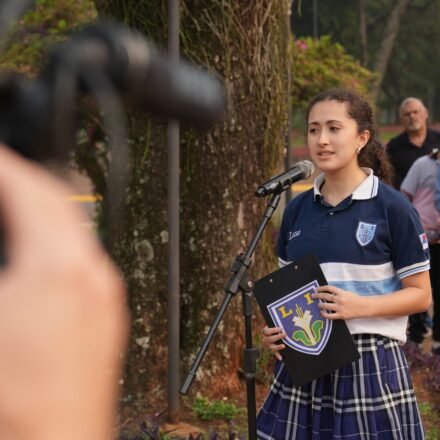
[180,191,282,440]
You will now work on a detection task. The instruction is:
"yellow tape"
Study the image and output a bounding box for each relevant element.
[66,194,102,203]
[291,183,313,192]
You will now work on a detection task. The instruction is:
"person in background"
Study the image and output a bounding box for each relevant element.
[258,89,431,439]
[387,97,440,188]
[0,145,128,440]
[401,149,440,355]
[435,161,440,213]
[387,97,440,345]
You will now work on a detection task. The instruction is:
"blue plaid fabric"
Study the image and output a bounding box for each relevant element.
[257,334,424,439]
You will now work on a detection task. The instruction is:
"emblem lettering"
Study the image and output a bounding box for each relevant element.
[288,230,301,241]
[304,293,314,305]
[278,306,293,319]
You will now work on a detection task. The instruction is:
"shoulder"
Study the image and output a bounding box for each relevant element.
[376,181,413,212]
[427,127,440,139]
[405,156,427,177]
[386,132,406,150]
[375,182,424,236]
[411,155,430,169]
[409,154,437,176]
[282,189,314,221]
[285,188,314,210]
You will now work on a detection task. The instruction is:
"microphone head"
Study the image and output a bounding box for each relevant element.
[296,160,315,179]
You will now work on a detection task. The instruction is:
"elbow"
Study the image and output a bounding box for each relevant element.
[418,289,432,312]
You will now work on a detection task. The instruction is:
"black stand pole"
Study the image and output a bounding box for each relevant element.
[180,192,282,440]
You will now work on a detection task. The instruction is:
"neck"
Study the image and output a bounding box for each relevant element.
[408,126,427,146]
[321,166,367,206]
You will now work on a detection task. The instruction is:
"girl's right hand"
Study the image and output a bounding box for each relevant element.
[262,325,286,361]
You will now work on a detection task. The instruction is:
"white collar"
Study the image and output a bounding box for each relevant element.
[313,168,379,201]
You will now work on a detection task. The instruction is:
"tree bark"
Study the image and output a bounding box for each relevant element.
[90,0,290,409]
[358,0,368,67]
[371,0,411,104]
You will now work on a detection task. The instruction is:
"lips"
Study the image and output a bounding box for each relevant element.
[317,151,334,157]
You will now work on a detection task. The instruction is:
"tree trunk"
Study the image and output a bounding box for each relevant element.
[371,0,411,104]
[358,0,368,66]
[91,0,290,409]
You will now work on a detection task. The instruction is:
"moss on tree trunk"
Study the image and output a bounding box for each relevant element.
[92,0,289,406]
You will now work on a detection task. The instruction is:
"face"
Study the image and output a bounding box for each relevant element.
[307,100,370,175]
[400,100,428,133]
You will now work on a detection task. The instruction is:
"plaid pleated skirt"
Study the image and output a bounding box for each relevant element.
[257,334,424,440]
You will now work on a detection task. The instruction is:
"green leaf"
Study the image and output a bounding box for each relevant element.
[292,329,313,346]
[311,319,324,342]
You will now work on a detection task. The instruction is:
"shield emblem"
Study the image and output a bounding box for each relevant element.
[267,280,332,355]
[356,221,376,246]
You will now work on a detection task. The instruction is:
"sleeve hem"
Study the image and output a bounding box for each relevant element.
[397,260,430,279]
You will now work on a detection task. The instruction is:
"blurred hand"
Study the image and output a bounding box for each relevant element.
[0,145,128,440]
[262,325,286,361]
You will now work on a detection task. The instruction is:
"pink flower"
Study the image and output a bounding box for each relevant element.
[295,40,308,50]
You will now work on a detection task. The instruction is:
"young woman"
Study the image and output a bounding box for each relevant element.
[257,89,432,439]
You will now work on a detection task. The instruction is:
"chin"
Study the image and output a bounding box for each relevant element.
[408,124,422,132]
[315,163,339,173]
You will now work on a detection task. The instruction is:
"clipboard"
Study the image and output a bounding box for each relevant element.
[254,254,359,386]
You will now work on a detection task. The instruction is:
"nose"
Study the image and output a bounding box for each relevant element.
[318,129,329,146]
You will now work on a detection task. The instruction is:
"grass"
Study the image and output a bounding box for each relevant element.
[418,401,440,439]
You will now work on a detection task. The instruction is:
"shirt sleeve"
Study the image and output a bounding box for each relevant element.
[435,164,440,213]
[389,201,430,279]
[400,159,421,197]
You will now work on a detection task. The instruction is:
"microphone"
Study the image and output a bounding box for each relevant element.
[47,23,226,128]
[0,22,227,161]
[255,160,315,197]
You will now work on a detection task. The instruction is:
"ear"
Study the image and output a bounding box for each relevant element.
[358,129,370,148]
[423,106,429,120]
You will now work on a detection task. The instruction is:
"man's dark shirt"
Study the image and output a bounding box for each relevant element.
[386,128,440,189]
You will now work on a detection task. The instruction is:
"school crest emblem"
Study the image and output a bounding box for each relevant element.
[267,280,332,356]
[356,221,376,246]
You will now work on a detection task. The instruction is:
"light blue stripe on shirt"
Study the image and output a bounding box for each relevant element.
[329,277,402,297]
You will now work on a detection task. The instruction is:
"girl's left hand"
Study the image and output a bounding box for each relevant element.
[312,285,367,320]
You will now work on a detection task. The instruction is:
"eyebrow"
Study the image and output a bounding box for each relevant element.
[308,119,344,125]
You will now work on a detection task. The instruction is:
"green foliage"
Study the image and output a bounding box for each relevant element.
[256,345,276,385]
[0,0,97,73]
[192,397,241,421]
[291,0,440,121]
[418,402,440,440]
[291,36,375,112]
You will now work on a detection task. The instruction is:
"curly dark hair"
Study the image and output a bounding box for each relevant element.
[305,88,394,185]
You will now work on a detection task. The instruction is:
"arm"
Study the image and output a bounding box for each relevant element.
[400,158,421,199]
[0,146,128,440]
[262,271,431,358]
[312,270,431,320]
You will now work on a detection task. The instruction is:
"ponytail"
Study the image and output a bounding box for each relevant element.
[358,134,394,185]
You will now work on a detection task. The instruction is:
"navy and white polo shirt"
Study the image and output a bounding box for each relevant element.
[277,169,430,343]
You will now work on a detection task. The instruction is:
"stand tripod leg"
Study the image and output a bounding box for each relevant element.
[181,194,281,439]
[243,290,259,440]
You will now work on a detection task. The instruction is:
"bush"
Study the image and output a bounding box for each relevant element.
[192,397,241,422]
[291,36,375,114]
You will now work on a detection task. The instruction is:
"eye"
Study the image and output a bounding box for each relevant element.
[329,126,340,132]
[308,128,318,134]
